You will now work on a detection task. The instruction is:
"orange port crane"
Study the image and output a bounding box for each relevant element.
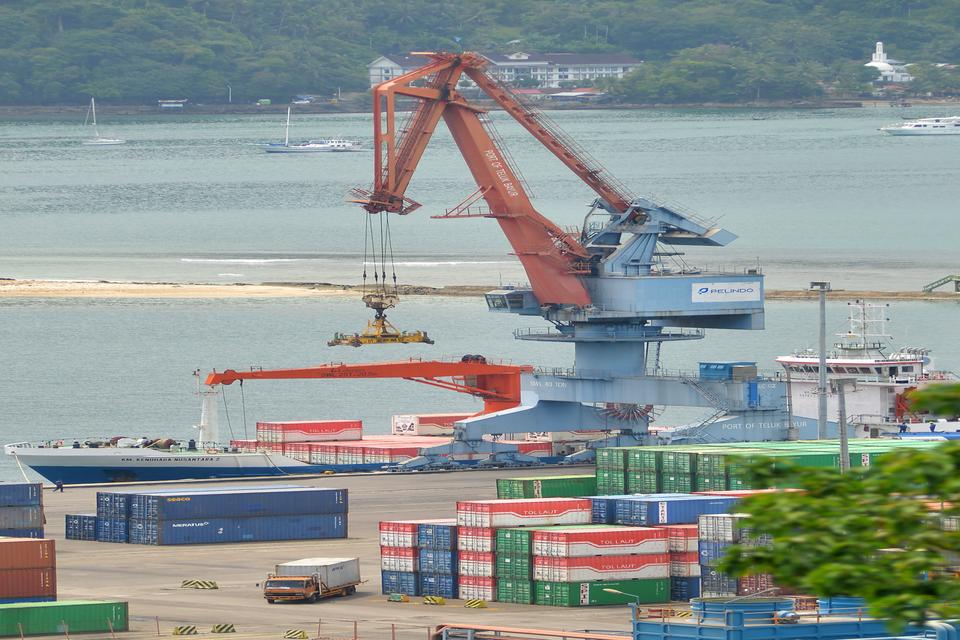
[204,358,532,415]
[352,51,637,308]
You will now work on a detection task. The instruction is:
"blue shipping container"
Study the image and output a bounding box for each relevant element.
[417,523,457,550]
[670,577,701,602]
[0,507,43,530]
[613,495,739,526]
[0,528,44,539]
[97,485,307,518]
[419,573,457,599]
[129,487,347,520]
[95,518,128,543]
[700,568,738,596]
[0,597,56,605]
[65,514,98,541]
[128,513,347,545]
[698,540,732,566]
[417,550,457,574]
[0,484,42,507]
[381,571,419,596]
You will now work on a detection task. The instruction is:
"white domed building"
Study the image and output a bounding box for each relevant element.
[866,42,913,84]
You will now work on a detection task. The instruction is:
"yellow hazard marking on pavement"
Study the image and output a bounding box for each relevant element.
[423,595,446,605]
[180,579,219,589]
[283,631,308,639]
[464,599,487,608]
[172,626,198,635]
[211,624,236,633]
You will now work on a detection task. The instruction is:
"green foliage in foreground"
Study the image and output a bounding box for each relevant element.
[4,0,960,105]
[910,383,960,416]
[718,442,960,631]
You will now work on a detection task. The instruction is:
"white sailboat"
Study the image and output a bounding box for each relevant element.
[82,98,125,146]
[263,107,362,153]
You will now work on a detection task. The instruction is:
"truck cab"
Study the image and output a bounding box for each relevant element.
[263,576,320,603]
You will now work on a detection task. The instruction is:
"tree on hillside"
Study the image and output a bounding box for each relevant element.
[719,383,960,631]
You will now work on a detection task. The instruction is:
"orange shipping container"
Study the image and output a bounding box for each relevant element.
[0,567,56,599]
[0,539,55,571]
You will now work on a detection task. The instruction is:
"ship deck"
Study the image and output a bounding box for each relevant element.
[40,468,640,639]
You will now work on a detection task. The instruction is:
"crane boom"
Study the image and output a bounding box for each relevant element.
[354,51,595,307]
[204,359,532,414]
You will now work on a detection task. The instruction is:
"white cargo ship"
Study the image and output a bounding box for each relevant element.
[776,301,959,437]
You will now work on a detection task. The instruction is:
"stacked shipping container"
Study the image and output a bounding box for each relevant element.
[80,486,347,545]
[379,519,458,598]
[594,440,943,496]
[0,485,44,539]
[697,513,775,597]
[0,539,56,604]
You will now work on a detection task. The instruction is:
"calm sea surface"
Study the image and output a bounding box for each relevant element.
[1,107,958,481]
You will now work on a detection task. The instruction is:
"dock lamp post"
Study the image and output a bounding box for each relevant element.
[810,281,831,440]
[602,588,640,621]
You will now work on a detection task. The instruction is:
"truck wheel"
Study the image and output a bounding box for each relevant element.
[346,586,356,596]
[308,593,318,603]
[266,599,275,604]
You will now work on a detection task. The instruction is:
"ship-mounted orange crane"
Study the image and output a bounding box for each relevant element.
[204,358,532,415]
[351,51,638,308]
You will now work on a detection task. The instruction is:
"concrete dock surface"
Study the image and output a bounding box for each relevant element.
[43,469,639,639]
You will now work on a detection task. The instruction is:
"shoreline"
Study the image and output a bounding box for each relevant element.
[1,97,958,118]
[1,279,956,301]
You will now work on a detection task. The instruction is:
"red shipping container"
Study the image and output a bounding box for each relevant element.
[380,546,419,572]
[458,575,496,601]
[661,524,699,552]
[458,551,495,577]
[256,420,363,443]
[283,443,312,462]
[379,520,456,548]
[0,567,56,599]
[458,527,496,552]
[456,498,593,528]
[669,551,700,577]
[0,539,55,570]
[533,526,667,557]
[533,554,670,582]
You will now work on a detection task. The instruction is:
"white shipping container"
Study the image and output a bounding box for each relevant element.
[698,513,750,543]
[274,557,360,589]
[391,413,470,436]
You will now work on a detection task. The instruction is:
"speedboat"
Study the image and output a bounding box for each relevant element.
[880,116,960,135]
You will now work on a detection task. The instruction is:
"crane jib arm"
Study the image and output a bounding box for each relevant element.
[355,52,594,308]
[203,360,532,415]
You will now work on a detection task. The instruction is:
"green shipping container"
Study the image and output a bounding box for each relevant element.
[661,451,696,475]
[596,469,626,495]
[626,448,660,472]
[695,474,727,492]
[660,473,695,493]
[534,579,669,607]
[496,528,537,555]
[496,579,533,604]
[595,448,629,470]
[625,471,660,494]
[495,554,532,580]
[0,601,128,637]
[496,475,596,499]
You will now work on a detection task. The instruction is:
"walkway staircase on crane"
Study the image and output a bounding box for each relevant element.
[922,274,960,293]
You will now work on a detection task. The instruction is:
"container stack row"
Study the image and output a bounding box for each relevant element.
[69,485,347,545]
[379,519,459,598]
[0,484,44,539]
[595,440,943,495]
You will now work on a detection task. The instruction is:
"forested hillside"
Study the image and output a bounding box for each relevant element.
[2,0,960,105]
